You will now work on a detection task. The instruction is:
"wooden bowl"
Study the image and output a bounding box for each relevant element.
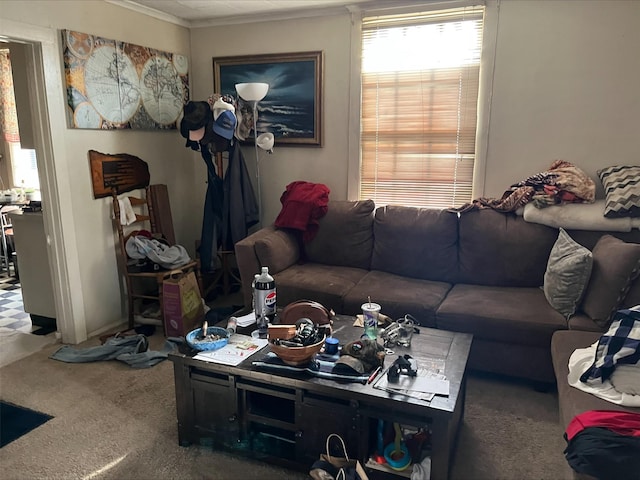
[269,336,325,366]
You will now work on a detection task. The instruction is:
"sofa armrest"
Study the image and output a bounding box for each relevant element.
[235,226,301,307]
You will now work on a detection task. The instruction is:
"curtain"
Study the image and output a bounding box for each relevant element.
[0,49,20,143]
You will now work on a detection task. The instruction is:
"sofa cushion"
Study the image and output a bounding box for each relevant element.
[580,235,640,328]
[371,206,458,283]
[543,228,593,318]
[457,209,558,287]
[255,229,300,274]
[304,200,375,269]
[437,284,567,347]
[343,270,452,327]
[273,263,368,314]
[598,165,640,218]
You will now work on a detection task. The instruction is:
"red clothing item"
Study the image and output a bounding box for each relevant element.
[274,181,330,243]
[566,410,640,441]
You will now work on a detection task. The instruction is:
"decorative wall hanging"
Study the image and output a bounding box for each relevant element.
[88,149,150,198]
[213,51,323,146]
[62,30,189,130]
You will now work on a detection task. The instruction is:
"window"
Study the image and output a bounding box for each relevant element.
[360,6,484,208]
[9,143,39,190]
[1,48,39,191]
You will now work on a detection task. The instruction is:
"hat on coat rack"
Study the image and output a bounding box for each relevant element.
[212,98,236,121]
[213,110,237,140]
[180,101,213,144]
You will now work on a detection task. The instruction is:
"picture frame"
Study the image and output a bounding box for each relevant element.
[213,51,323,146]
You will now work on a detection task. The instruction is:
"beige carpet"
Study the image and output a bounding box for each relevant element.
[0,332,573,480]
[0,329,58,368]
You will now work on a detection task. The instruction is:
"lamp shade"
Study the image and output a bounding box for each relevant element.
[256,132,274,151]
[235,83,269,102]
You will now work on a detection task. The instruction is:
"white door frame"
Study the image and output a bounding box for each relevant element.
[1,19,87,344]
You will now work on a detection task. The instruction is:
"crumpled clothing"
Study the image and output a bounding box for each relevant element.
[50,334,183,369]
[568,341,640,407]
[580,306,640,384]
[125,235,191,270]
[453,160,595,213]
[274,181,330,243]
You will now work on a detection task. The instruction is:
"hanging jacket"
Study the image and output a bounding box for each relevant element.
[199,146,224,273]
[222,142,259,251]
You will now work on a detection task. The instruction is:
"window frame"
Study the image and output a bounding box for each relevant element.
[346,1,498,205]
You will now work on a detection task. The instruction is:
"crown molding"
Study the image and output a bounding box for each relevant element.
[106,0,362,28]
[105,0,190,28]
[188,5,355,28]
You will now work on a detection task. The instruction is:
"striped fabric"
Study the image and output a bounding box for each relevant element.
[598,165,640,218]
[580,305,640,384]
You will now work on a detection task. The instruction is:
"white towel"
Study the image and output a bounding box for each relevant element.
[118,197,137,226]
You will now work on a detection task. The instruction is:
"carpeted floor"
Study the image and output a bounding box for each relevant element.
[0,332,574,479]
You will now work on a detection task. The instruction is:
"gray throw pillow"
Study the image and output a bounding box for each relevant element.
[598,165,640,218]
[543,228,593,318]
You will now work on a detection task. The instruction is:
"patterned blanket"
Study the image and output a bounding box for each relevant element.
[454,160,596,213]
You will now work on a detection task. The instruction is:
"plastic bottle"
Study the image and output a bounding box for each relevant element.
[254,266,276,324]
[251,274,259,314]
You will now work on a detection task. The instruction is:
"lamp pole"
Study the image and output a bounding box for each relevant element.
[235,82,269,227]
[252,100,262,226]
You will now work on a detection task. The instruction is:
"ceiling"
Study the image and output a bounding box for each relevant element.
[108,0,378,27]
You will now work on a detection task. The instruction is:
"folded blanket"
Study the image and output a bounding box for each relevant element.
[523,200,640,232]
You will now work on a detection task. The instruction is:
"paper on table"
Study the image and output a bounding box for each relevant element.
[236,311,256,327]
[375,368,450,396]
[194,333,268,366]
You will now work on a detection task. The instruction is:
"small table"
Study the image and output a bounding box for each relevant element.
[169,314,472,480]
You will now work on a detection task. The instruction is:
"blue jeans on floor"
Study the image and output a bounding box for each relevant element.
[50,335,183,369]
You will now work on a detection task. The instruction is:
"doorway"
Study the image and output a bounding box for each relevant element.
[0,18,86,352]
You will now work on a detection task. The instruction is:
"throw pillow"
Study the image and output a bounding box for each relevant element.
[580,235,640,328]
[598,165,640,218]
[543,228,593,318]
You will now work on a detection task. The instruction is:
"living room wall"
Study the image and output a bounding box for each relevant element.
[0,1,191,340]
[484,0,640,198]
[189,13,353,226]
[190,0,639,223]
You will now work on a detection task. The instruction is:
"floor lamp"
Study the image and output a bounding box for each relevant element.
[235,82,269,225]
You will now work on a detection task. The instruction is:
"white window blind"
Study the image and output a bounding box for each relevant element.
[360,6,484,209]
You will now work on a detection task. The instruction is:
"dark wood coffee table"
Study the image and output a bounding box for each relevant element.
[169,314,472,480]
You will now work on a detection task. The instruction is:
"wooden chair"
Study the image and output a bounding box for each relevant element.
[111,186,202,329]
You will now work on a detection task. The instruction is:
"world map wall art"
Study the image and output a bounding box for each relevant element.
[62,30,189,130]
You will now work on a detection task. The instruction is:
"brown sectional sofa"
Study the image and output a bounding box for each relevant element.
[235,200,640,384]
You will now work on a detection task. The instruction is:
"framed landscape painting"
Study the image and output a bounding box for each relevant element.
[213,51,323,146]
